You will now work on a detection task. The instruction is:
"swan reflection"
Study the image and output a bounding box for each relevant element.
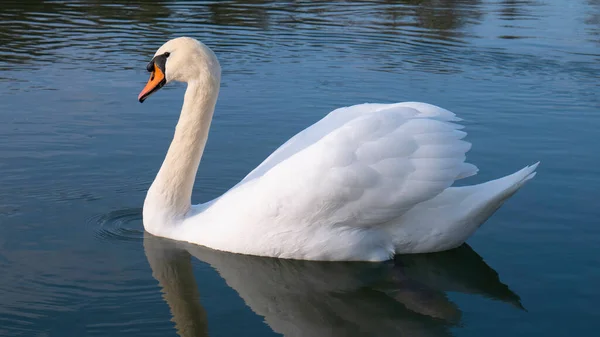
[143,234,522,337]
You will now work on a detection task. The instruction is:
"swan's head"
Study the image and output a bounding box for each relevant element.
[138,37,221,103]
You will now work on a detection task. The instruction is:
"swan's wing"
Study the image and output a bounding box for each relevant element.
[240,103,392,183]
[232,102,477,228]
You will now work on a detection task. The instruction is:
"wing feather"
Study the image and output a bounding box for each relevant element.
[228,102,477,229]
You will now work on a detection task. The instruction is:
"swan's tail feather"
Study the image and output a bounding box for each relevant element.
[450,161,540,238]
[476,161,539,202]
[390,162,539,253]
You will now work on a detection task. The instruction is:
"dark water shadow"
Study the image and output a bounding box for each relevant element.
[143,234,523,337]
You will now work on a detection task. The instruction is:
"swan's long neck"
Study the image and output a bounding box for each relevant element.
[144,77,219,233]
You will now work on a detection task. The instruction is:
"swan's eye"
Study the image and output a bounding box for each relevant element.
[164,52,170,58]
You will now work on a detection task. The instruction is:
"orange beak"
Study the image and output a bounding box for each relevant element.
[138,63,166,103]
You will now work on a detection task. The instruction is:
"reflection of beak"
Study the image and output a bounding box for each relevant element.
[138,63,166,103]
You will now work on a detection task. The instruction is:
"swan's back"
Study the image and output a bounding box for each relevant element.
[241,102,475,184]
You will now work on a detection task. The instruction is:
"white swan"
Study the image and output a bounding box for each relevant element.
[138,37,538,262]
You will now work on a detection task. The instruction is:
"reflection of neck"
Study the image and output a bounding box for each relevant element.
[144,78,219,231]
[144,237,209,337]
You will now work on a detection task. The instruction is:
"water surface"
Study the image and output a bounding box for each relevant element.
[1,1,599,336]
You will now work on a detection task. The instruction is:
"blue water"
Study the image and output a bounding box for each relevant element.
[1,1,599,336]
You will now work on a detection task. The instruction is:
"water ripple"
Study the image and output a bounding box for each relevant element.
[0,252,166,336]
[0,0,596,92]
[91,208,145,243]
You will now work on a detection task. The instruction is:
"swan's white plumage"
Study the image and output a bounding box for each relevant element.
[141,37,538,261]
[236,102,475,228]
